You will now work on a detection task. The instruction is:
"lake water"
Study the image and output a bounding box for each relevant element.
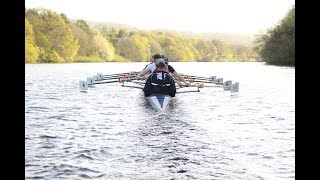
[25,62,295,179]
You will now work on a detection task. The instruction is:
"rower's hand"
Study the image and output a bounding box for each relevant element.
[176,81,184,88]
[141,75,149,80]
[136,76,145,80]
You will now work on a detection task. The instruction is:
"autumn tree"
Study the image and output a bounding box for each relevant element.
[25,18,40,63]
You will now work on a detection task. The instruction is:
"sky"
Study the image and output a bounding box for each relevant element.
[25,0,295,34]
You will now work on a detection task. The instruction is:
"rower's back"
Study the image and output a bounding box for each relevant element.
[143,58,176,97]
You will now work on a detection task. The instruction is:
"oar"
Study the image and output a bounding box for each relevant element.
[231,82,239,93]
[80,75,138,91]
[102,73,137,78]
[102,71,138,77]
[176,83,202,88]
[176,89,200,93]
[178,80,235,91]
[101,74,137,81]
[79,78,126,91]
[94,73,130,81]
[87,76,124,84]
[79,80,89,92]
[121,84,144,89]
[90,72,138,82]
[129,80,145,85]
[182,74,229,85]
[192,80,232,88]
[186,78,224,85]
[181,74,217,81]
[91,80,121,85]
[197,80,239,93]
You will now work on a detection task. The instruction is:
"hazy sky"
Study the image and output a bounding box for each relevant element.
[25,0,295,34]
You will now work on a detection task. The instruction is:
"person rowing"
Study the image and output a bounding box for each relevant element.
[136,54,191,87]
[142,54,162,70]
[143,58,176,97]
[161,55,190,87]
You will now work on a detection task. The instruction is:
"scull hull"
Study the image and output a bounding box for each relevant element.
[147,94,171,111]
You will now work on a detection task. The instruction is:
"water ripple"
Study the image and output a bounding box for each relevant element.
[25,63,295,179]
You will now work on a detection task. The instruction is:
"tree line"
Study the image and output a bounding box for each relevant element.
[26,7,294,66]
[254,5,295,66]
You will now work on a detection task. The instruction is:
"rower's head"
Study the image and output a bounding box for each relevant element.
[151,54,162,63]
[155,58,166,68]
[164,57,169,65]
[160,55,169,65]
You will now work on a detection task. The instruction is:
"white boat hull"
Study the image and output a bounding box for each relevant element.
[147,94,171,111]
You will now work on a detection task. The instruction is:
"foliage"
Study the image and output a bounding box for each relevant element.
[91,33,115,61]
[25,18,40,63]
[26,8,79,63]
[253,5,295,66]
[118,34,150,61]
[25,7,259,63]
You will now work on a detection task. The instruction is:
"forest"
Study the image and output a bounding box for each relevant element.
[25,6,294,66]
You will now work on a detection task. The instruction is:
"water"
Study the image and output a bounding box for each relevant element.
[25,62,295,179]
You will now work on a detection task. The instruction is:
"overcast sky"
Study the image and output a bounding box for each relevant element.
[25,0,295,34]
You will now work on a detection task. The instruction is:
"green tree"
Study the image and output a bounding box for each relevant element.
[25,18,40,63]
[70,23,93,57]
[194,39,218,62]
[149,39,163,56]
[254,5,295,66]
[118,34,150,61]
[26,8,79,62]
[92,33,115,61]
[164,46,187,62]
[212,40,233,61]
[60,13,70,24]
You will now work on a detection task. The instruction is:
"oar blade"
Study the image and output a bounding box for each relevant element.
[79,81,88,92]
[215,78,223,85]
[223,80,232,90]
[97,73,103,81]
[231,82,240,93]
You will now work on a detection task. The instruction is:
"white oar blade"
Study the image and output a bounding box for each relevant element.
[209,76,216,82]
[231,82,240,93]
[215,78,223,85]
[223,80,232,90]
[97,73,103,81]
[79,81,88,91]
[93,75,98,81]
[87,77,95,84]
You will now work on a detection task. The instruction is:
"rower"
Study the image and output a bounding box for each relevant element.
[162,56,190,87]
[137,54,162,80]
[142,54,162,70]
[143,58,176,97]
[136,54,191,87]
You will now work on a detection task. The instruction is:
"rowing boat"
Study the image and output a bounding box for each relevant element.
[147,94,171,111]
[79,71,239,111]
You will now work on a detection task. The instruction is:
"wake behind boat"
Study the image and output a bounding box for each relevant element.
[79,71,239,112]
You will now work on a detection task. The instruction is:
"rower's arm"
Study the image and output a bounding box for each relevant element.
[136,69,150,79]
[172,71,190,86]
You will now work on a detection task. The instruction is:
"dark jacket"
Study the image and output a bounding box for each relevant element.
[143,70,176,97]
